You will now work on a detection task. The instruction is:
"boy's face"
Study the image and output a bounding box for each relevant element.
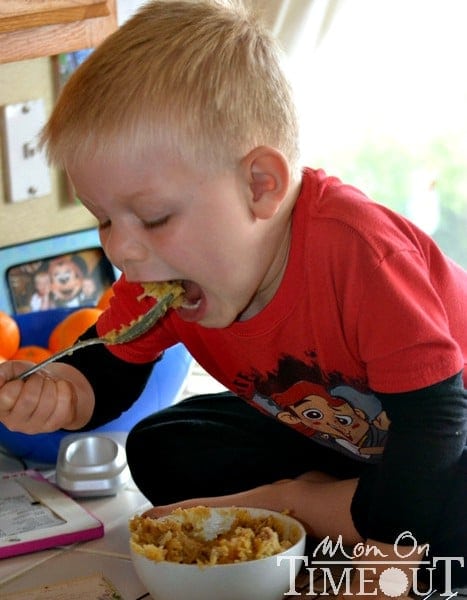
[67,148,289,328]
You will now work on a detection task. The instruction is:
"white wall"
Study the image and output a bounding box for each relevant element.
[116,0,148,25]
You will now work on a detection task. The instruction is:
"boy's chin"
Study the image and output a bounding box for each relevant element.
[176,292,248,328]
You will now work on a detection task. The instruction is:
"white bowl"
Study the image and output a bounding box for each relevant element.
[129,506,306,600]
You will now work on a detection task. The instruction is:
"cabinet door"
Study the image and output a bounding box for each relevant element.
[0,1,117,64]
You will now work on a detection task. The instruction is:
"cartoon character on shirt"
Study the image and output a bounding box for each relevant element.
[256,381,389,459]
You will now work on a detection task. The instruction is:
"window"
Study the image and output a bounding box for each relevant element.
[287,0,467,267]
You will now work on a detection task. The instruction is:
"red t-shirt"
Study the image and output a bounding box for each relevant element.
[97,167,467,462]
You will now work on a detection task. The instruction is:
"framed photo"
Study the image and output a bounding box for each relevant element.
[5,240,116,315]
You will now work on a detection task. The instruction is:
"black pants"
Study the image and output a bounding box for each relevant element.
[126,392,467,589]
[126,391,370,503]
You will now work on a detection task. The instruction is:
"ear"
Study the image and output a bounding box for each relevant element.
[277,410,301,425]
[241,146,290,219]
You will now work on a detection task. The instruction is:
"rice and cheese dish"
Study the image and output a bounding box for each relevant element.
[129,506,294,566]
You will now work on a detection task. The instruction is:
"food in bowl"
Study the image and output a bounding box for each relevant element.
[129,506,307,600]
[130,505,295,566]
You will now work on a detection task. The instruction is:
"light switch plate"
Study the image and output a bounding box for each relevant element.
[2,99,51,203]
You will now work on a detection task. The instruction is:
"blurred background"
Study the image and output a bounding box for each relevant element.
[1,0,466,267]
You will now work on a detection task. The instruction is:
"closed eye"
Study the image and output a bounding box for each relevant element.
[143,215,170,229]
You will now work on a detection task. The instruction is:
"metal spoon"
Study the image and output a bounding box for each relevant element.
[13,293,175,381]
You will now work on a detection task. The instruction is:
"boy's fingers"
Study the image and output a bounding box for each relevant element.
[0,361,35,383]
[0,381,19,413]
[0,367,45,414]
[0,363,15,385]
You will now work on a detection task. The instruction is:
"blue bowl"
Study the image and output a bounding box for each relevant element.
[0,308,193,464]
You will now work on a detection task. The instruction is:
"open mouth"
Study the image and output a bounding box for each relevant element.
[180,280,202,309]
[177,281,204,320]
[180,294,202,310]
[181,297,201,310]
[138,279,205,321]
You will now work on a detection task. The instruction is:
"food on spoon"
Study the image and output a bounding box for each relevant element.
[137,280,185,307]
[104,280,185,344]
[129,506,293,566]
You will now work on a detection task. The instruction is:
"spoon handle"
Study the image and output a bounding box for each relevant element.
[15,337,107,380]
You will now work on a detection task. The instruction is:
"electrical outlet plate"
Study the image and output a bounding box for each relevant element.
[2,99,51,203]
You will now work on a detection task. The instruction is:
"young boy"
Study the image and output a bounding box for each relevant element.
[1,1,466,595]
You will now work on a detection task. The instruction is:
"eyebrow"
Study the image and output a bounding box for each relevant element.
[116,189,157,202]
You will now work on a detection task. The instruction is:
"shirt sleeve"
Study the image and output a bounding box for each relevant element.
[95,275,179,363]
[59,324,158,430]
[351,371,467,543]
[355,249,464,393]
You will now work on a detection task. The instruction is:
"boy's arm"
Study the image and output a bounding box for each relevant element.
[58,324,156,430]
[352,371,467,545]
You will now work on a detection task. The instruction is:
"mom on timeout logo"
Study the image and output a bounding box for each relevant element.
[278,531,464,598]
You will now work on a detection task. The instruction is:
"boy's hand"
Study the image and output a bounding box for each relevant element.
[0,360,95,433]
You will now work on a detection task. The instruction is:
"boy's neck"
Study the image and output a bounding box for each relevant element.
[238,178,301,321]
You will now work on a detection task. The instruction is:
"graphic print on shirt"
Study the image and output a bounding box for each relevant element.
[234,353,389,462]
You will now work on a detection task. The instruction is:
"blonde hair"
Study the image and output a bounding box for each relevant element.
[41,0,300,175]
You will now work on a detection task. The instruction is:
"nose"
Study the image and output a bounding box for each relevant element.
[103,224,147,269]
[102,224,174,282]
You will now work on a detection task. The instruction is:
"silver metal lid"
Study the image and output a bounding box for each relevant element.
[55,433,130,497]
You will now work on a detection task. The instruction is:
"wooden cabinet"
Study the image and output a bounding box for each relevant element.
[0,0,117,63]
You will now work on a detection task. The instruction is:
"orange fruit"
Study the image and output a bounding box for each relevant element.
[0,311,21,359]
[12,345,52,363]
[48,307,103,353]
[97,286,115,310]
[0,354,6,364]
